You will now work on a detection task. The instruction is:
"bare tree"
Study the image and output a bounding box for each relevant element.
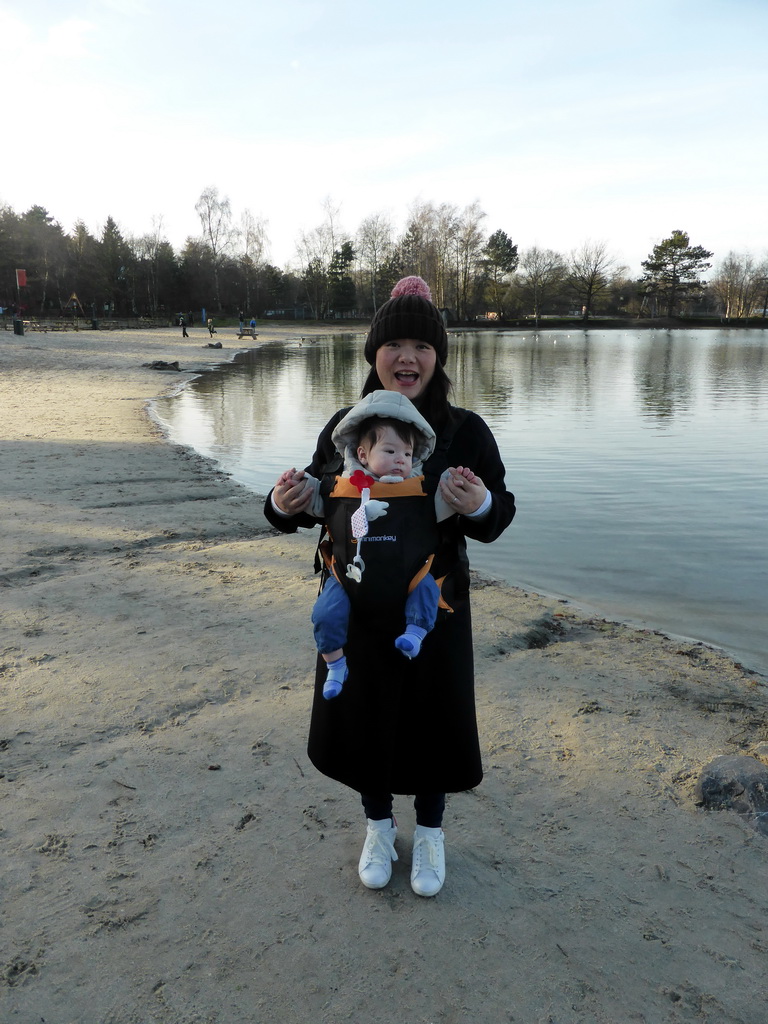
[710,251,768,319]
[432,202,459,309]
[394,200,486,315]
[195,186,235,311]
[295,198,349,318]
[567,240,619,320]
[398,199,441,291]
[239,209,268,314]
[356,212,393,311]
[394,199,460,309]
[454,201,487,319]
[129,215,167,313]
[514,246,567,324]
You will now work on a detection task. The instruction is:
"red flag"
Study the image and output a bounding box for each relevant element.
[16,269,27,288]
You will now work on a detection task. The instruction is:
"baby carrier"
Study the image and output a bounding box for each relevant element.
[314,393,469,620]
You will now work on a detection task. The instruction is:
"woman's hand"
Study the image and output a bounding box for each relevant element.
[273,468,313,516]
[440,466,487,515]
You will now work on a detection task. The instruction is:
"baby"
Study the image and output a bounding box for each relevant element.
[312,416,443,698]
[273,391,481,700]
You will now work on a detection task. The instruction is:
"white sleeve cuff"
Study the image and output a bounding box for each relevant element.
[271,492,295,518]
[465,490,492,519]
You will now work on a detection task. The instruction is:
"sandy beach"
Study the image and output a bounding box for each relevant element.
[2,322,768,1024]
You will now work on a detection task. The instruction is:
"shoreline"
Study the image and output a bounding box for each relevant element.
[152,325,768,681]
[469,555,767,682]
[2,325,768,1022]
[7,313,767,338]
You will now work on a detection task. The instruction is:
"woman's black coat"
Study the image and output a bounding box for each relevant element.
[264,406,515,796]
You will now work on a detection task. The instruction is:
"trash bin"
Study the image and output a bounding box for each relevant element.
[91,319,100,330]
[13,318,24,336]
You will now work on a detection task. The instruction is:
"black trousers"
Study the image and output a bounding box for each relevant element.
[361,792,446,828]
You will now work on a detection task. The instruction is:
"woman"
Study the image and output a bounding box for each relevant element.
[265,277,515,897]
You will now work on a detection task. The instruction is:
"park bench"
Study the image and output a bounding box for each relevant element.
[237,328,259,340]
[28,321,72,332]
[36,321,76,331]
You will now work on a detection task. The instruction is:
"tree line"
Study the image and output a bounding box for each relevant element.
[1,190,766,323]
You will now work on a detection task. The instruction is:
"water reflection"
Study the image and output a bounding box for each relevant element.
[154,328,768,675]
[635,333,693,421]
[707,337,768,407]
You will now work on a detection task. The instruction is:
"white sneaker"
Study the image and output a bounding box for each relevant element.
[358,818,398,889]
[410,826,445,897]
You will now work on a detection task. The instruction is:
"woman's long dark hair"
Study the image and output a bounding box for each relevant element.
[360,361,453,431]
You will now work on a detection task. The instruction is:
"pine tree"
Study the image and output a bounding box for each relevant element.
[483,230,518,318]
[641,230,713,317]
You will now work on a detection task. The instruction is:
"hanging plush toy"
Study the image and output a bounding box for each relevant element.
[345,470,390,582]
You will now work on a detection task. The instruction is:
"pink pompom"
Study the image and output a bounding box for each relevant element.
[391,275,432,300]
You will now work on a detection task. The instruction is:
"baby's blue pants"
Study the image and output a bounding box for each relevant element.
[312,573,440,655]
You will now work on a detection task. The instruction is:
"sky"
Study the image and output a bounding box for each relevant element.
[2,0,766,276]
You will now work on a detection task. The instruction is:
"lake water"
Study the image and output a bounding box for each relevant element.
[152,328,768,678]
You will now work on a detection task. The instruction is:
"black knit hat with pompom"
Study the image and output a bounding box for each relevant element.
[364,276,448,365]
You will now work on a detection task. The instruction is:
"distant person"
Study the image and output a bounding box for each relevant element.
[249,316,257,333]
[207,318,216,337]
[180,315,189,338]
